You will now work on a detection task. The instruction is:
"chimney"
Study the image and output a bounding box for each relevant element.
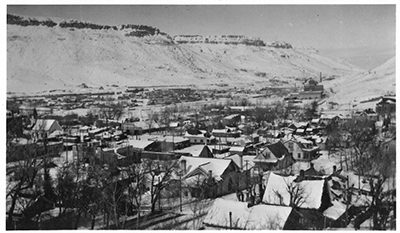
[209,170,213,178]
[298,169,305,181]
[180,160,187,174]
[320,72,322,82]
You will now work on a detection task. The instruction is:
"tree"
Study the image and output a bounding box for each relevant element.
[55,165,77,215]
[342,118,376,174]
[304,101,318,120]
[126,164,147,229]
[143,159,178,213]
[6,141,43,228]
[98,101,124,121]
[345,118,395,230]
[273,179,308,208]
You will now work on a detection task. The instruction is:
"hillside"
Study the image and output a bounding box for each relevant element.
[324,56,396,109]
[7,15,362,94]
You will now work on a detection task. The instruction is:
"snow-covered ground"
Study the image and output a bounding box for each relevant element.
[323,57,395,110]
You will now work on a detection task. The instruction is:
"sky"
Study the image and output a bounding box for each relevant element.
[7,5,396,50]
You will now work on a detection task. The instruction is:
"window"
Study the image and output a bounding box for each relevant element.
[298,153,301,159]
[289,142,294,150]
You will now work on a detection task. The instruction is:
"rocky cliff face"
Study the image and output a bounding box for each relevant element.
[7,14,361,94]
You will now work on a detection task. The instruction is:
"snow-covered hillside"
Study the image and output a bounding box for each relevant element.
[8,20,361,94]
[324,57,396,109]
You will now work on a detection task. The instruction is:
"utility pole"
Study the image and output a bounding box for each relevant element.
[158,176,161,212]
[179,172,182,212]
[229,211,233,229]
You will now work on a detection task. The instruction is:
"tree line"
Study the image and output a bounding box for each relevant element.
[7,14,57,27]
[7,14,165,38]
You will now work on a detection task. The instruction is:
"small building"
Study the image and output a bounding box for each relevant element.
[253,141,294,171]
[31,119,63,139]
[262,171,332,212]
[179,156,242,197]
[283,135,320,161]
[183,130,216,144]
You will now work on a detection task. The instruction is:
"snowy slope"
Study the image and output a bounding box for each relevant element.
[8,22,361,94]
[324,57,395,109]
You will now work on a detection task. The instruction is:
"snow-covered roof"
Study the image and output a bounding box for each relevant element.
[204,198,293,230]
[179,156,235,181]
[32,119,59,131]
[323,200,346,220]
[184,131,205,138]
[152,135,188,143]
[229,146,246,152]
[48,130,64,138]
[126,139,154,149]
[174,145,210,157]
[246,204,293,230]
[226,154,242,168]
[203,199,250,229]
[311,118,320,123]
[212,128,229,134]
[292,135,314,145]
[262,172,327,209]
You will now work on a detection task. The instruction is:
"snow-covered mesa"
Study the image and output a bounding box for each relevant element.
[8,15,362,94]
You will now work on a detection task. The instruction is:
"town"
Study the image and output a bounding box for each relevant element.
[6,78,396,230]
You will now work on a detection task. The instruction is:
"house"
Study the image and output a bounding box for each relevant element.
[31,119,62,139]
[282,135,320,161]
[179,156,242,196]
[203,198,304,230]
[303,78,324,92]
[262,172,332,211]
[183,129,216,144]
[126,139,156,151]
[253,141,294,171]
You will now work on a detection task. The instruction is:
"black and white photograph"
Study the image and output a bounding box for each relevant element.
[5,3,396,230]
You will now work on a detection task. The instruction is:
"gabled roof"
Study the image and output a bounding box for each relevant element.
[179,156,236,181]
[32,119,60,132]
[262,172,327,209]
[266,141,289,159]
[254,141,289,164]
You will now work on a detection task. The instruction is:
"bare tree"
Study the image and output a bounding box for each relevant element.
[98,100,124,121]
[6,141,43,228]
[126,164,147,229]
[273,179,308,208]
[143,159,178,213]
